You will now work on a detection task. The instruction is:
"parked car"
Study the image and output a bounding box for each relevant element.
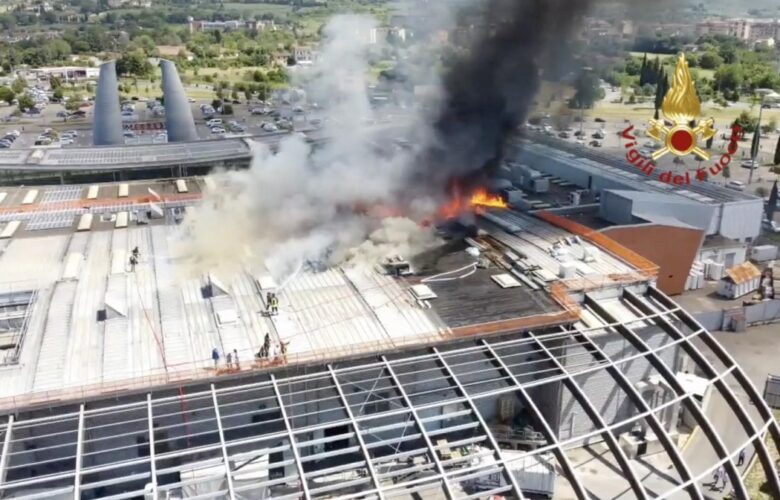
[594,117,605,123]
[206,118,223,127]
[0,140,12,148]
[210,127,226,134]
[740,160,758,169]
[558,131,570,139]
[589,140,602,147]
[763,219,780,234]
[726,180,745,191]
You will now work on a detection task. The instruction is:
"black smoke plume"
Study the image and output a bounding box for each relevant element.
[416,0,593,194]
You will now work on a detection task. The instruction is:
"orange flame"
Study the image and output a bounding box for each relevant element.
[469,188,508,209]
[435,185,507,220]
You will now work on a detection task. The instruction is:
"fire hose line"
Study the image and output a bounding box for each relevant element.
[421,262,478,283]
[133,270,168,372]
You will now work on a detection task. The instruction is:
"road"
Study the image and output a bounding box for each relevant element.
[680,323,779,498]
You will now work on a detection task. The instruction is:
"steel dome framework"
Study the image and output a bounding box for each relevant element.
[0,286,778,499]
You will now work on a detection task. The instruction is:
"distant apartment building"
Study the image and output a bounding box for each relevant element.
[107,0,151,8]
[696,18,780,45]
[580,18,635,45]
[188,18,275,34]
[27,66,100,81]
[293,46,318,65]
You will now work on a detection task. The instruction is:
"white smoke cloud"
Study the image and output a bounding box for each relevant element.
[176,14,442,281]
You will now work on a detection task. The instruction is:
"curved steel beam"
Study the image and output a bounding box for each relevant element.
[431,347,527,500]
[527,331,649,499]
[642,286,780,498]
[481,339,592,500]
[381,357,456,500]
[585,295,748,500]
[568,328,703,500]
[327,366,384,499]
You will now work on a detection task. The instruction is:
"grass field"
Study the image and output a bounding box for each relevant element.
[588,100,780,123]
[629,51,675,61]
[745,410,780,499]
[629,52,717,80]
[183,66,267,84]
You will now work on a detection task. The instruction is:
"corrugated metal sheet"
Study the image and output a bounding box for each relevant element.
[725,262,760,285]
[61,253,83,280]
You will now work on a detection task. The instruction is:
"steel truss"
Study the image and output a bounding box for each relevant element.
[0,288,774,499]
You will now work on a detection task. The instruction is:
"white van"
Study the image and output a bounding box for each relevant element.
[206,118,223,127]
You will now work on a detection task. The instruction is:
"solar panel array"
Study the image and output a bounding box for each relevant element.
[40,186,82,204]
[37,140,252,166]
[25,212,76,231]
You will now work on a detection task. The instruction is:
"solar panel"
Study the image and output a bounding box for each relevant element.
[41,186,82,204]
[26,213,76,231]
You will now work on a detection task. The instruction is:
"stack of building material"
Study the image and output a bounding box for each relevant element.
[703,260,725,281]
[686,261,705,291]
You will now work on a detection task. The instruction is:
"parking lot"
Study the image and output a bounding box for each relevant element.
[530,111,780,195]
[0,96,332,150]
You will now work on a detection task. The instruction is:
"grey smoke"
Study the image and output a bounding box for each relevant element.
[177,15,437,280]
[179,2,599,278]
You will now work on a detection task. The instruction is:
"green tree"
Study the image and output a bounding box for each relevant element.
[52,87,64,102]
[231,88,239,101]
[699,51,724,69]
[569,71,603,109]
[65,93,83,111]
[734,111,758,133]
[256,84,267,101]
[714,64,743,97]
[244,88,252,101]
[49,75,63,90]
[639,53,648,86]
[16,93,34,112]
[221,103,233,115]
[11,77,26,94]
[0,86,14,105]
[116,50,153,78]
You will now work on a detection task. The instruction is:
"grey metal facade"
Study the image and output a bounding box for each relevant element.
[92,61,123,146]
[160,60,198,143]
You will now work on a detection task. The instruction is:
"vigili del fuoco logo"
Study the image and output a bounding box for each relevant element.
[621,53,743,185]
